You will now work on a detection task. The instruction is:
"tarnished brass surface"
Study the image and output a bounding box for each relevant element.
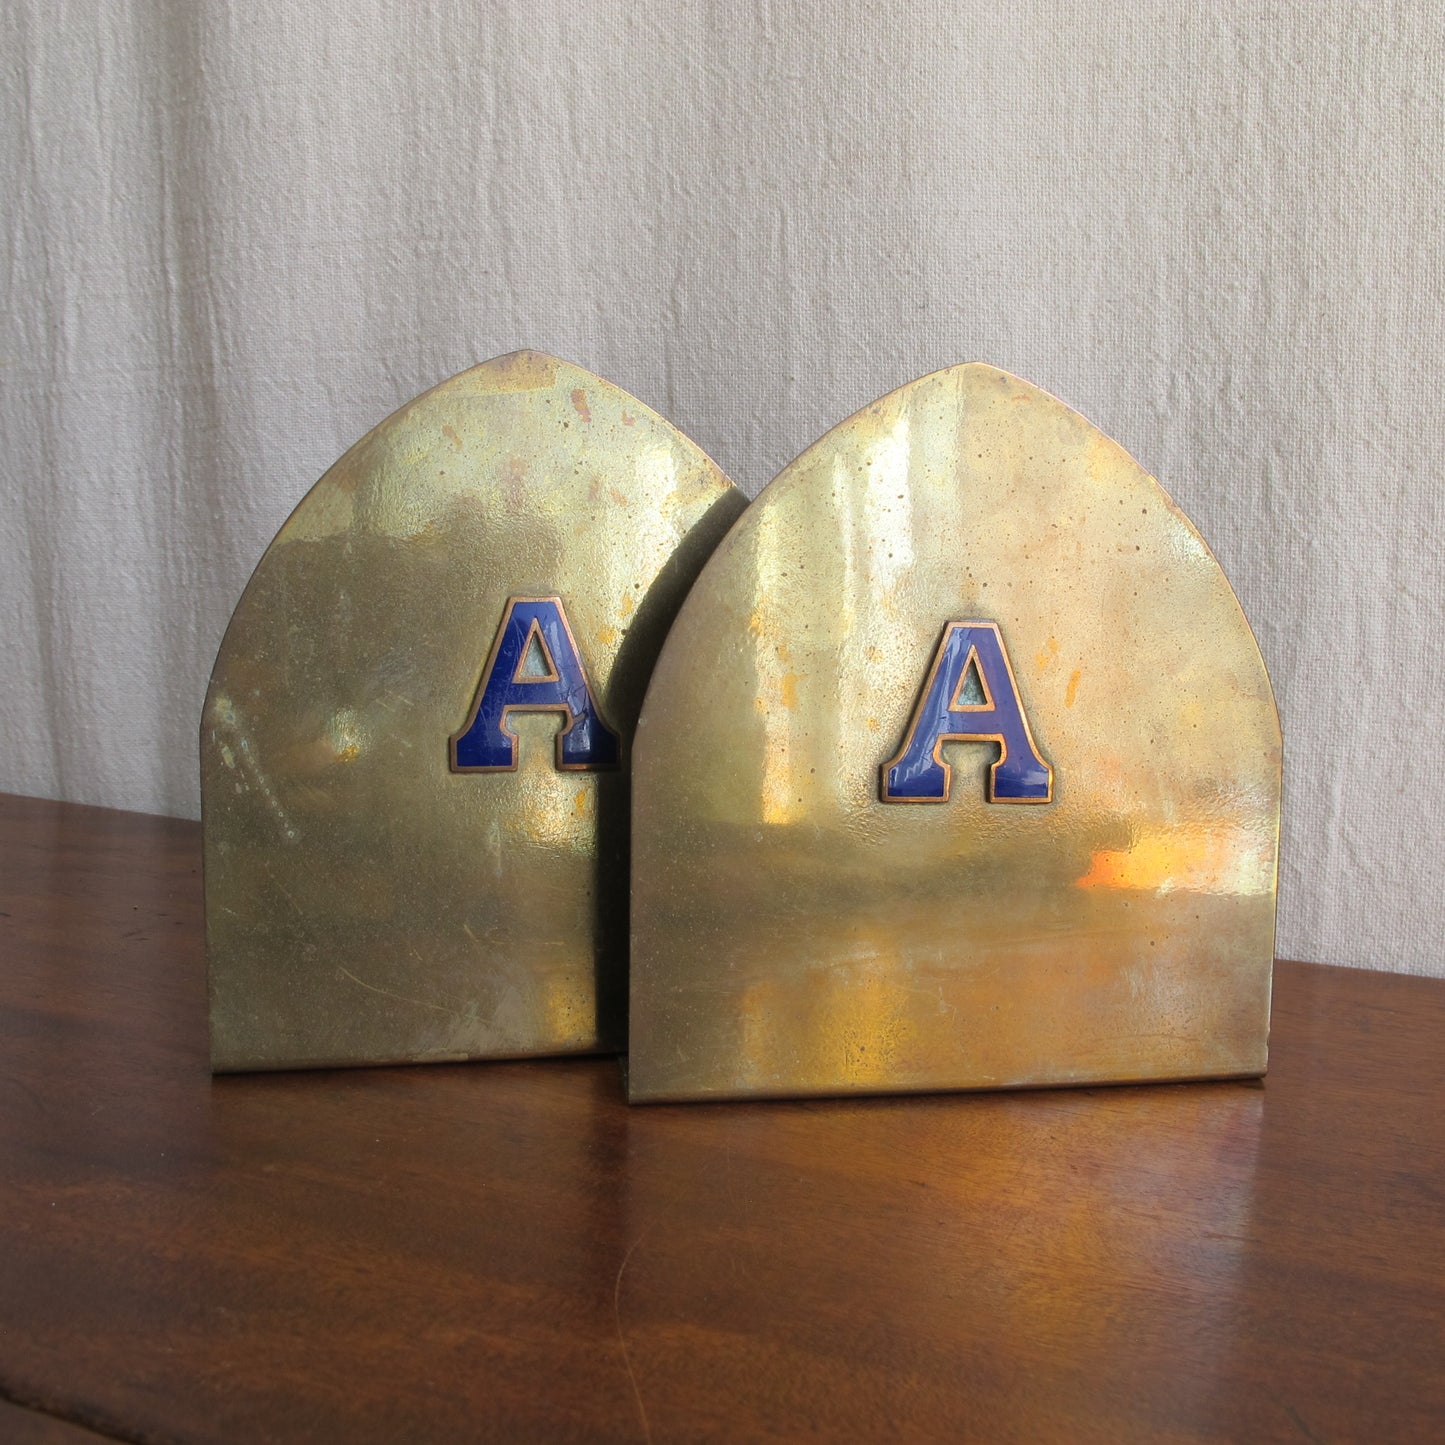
[204,352,745,1071]
[629,364,1281,1102]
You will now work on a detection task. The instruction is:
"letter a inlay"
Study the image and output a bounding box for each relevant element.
[451,596,620,772]
[882,621,1053,803]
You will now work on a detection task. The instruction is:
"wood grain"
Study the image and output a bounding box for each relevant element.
[0,1398,121,1445]
[1,791,1442,1444]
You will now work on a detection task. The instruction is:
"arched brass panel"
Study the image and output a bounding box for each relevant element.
[629,364,1280,1102]
[204,352,745,1071]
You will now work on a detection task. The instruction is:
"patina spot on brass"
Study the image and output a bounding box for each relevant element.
[628,364,1281,1102]
[204,352,745,1072]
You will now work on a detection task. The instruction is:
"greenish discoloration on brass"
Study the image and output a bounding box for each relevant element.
[628,364,1280,1102]
[204,352,745,1072]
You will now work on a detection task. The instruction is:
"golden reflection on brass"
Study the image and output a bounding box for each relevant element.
[204,351,745,1072]
[628,364,1280,1102]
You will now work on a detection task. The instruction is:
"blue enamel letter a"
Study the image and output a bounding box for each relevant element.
[450,596,620,772]
[882,622,1052,804]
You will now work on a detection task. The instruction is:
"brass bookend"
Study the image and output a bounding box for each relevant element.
[204,352,745,1071]
[629,364,1281,1102]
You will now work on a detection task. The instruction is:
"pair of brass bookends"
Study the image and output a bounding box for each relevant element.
[204,352,1280,1101]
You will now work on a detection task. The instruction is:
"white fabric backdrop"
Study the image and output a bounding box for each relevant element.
[2,2,1441,975]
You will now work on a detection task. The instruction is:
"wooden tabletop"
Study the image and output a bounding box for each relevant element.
[1,792,1441,1444]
